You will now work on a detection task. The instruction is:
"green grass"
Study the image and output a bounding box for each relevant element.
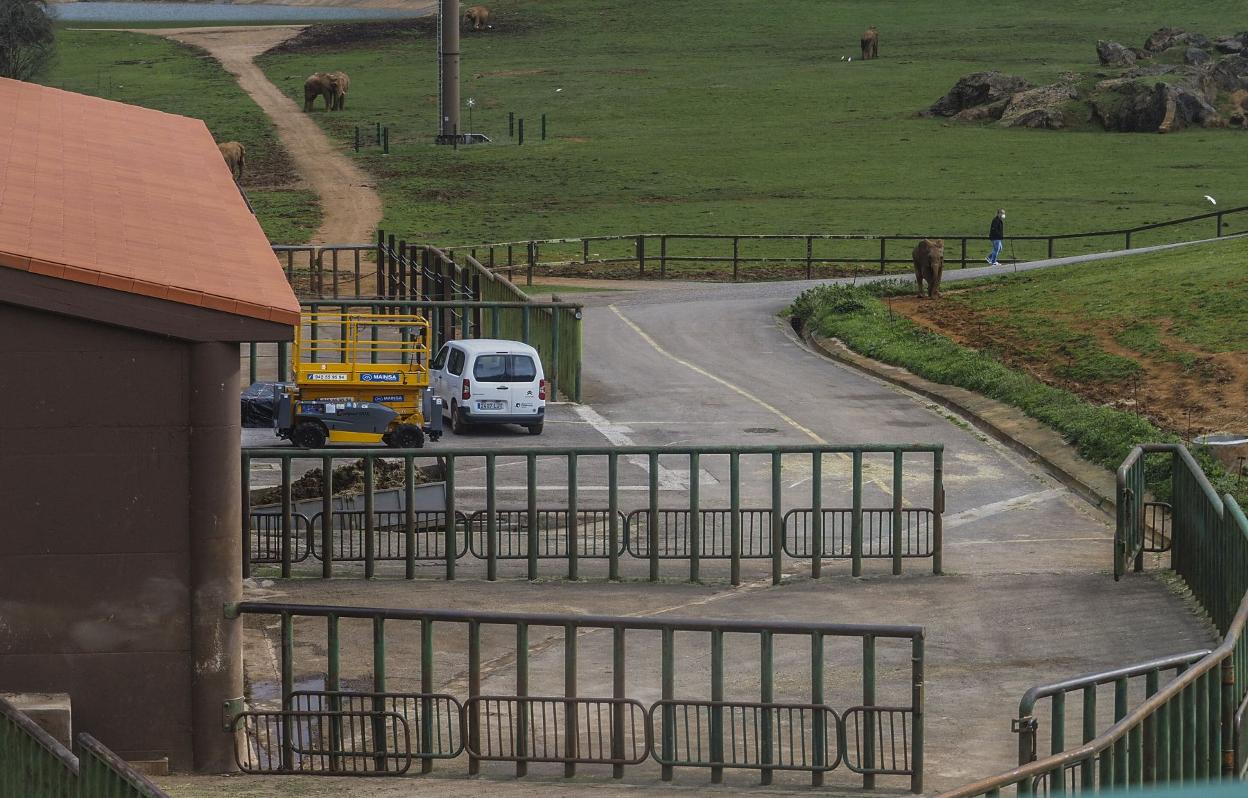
[790,241,1248,504]
[42,29,318,242]
[258,0,1247,248]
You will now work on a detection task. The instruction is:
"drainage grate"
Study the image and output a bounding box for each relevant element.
[744,427,780,434]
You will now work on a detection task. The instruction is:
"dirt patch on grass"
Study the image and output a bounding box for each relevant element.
[891,294,1248,438]
[474,68,558,78]
[558,135,590,143]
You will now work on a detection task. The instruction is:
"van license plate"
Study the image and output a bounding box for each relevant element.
[479,400,505,410]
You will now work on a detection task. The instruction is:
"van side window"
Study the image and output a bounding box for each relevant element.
[448,348,465,376]
[431,345,449,371]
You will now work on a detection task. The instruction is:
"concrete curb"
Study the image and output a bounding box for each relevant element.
[800,326,1119,518]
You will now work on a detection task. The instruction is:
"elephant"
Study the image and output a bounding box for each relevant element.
[327,71,350,111]
[912,238,944,298]
[860,26,879,60]
[303,72,336,112]
[217,141,245,180]
[465,5,491,30]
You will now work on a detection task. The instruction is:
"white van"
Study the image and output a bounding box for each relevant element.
[429,339,546,435]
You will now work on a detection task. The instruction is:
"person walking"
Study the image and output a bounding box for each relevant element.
[987,208,1005,265]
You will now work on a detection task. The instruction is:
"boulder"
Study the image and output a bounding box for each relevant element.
[998,82,1079,129]
[1204,54,1248,92]
[925,71,1033,116]
[1091,80,1168,132]
[1215,37,1244,54]
[1124,64,1177,79]
[1097,40,1136,67]
[952,98,1010,122]
[1168,84,1222,129]
[1185,47,1213,66]
[1144,27,1194,53]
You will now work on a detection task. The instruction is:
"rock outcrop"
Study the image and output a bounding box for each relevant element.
[1097,40,1136,67]
[998,82,1079,129]
[924,71,1033,117]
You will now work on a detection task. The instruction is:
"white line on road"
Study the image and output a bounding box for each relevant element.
[943,488,1068,530]
[572,403,719,489]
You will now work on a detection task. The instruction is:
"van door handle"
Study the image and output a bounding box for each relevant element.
[497,385,508,390]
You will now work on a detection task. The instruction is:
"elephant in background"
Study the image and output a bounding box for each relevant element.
[217,141,245,179]
[860,26,879,60]
[327,71,350,110]
[465,5,491,30]
[303,72,336,111]
[912,238,944,298]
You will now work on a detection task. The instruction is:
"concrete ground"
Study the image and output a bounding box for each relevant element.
[200,250,1232,796]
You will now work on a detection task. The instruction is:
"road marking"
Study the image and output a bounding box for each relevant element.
[943,488,1068,530]
[572,403,719,489]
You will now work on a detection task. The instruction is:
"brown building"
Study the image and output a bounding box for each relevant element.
[0,78,298,771]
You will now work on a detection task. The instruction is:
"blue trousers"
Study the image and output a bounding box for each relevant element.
[989,239,1003,263]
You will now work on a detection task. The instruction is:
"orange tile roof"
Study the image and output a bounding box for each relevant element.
[0,78,299,327]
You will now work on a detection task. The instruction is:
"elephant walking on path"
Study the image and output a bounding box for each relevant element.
[912,238,945,298]
[217,141,245,179]
[303,72,335,111]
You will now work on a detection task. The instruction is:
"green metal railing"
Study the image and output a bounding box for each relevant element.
[227,601,926,791]
[939,443,1248,796]
[242,443,945,583]
[1,697,170,798]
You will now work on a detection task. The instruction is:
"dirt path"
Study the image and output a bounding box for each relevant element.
[136,25,382,245]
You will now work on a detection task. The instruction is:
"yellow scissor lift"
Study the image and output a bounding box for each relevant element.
[284,311,442,448]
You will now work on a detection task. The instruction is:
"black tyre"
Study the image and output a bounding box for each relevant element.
[392,424,425,449]
[381,432,394,447]
[526,421,544,436]
[450,403,467,435]
[291,421,327,449]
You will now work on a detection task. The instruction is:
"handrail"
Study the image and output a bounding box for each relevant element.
[1018,650,1211,712]
[938,595,1248,797]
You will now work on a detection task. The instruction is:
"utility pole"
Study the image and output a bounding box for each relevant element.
[437,0,460,143]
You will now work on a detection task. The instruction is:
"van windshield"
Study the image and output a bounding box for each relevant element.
[473,354,538,382]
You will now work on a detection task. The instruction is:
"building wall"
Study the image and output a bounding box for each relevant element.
[0,302,195,767]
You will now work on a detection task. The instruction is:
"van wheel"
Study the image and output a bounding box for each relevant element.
[451,403,467,435]
[291,421,327,449]
[526,422,544,436]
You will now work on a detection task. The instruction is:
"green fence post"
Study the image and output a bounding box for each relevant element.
[661,627,674,781]
[564,623,578,777]
[689,452,700,583]
[527,454,538,580]
[364,458,376,579]
[711,629,725,783]
[516,623,529,777]
[730,452,742,586]
[241,451,252,580]
[1050,692,1066,787]
[487,454,498,581]
[281,457,292,579]
[771,451,783,585]
[892,450,904,575]
[468,621,481,775]
[551,309,561,400]
[760,631,774,785]
[327,613,341,772]
[811,451,823,578]
[372,616,387,772]
[444,454,456,581]
[608,453,620,581]
[567,453,579,580]
[649,452,660,582]
[933,449,944,575]
[322,454,334,579]
[911,633,925,794]
[522,305,531,344]
[421,618,434,773]
[612,626,626,779]
[811,630,825,786]
[863,634,876,790]
[248,342,258,384]
[852,451,864,577]
[1220,657,1234,777]
[1144,670,1159,783]
[281,610,294,770]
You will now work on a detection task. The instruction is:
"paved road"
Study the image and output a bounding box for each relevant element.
[226,242,1233,794]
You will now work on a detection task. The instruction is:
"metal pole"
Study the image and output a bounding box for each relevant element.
[518,118,525,145]
[438,0,461,138]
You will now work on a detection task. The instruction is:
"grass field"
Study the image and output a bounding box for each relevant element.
[790,239,1248,502]
[259,0,1248,252]
[44,28,320,242]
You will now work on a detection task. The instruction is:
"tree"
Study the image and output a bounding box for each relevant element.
[0,0,56,82]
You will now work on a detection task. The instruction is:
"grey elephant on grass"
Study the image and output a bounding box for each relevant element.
[465,5,490,30]
[217,141,245,179]
[327,71,350,110]
[303,72,335,111]
[912,238,944,298]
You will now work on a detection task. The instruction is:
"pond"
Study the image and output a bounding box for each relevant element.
[51,1,427,24]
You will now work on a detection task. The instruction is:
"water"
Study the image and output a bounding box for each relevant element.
[51,1,427,24]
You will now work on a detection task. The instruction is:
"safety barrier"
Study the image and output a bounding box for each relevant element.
[242,444,945,584]
[0,696,171,798]
[226,601,925,791]
[434,205,1248,283]
[938,444,1248,796]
